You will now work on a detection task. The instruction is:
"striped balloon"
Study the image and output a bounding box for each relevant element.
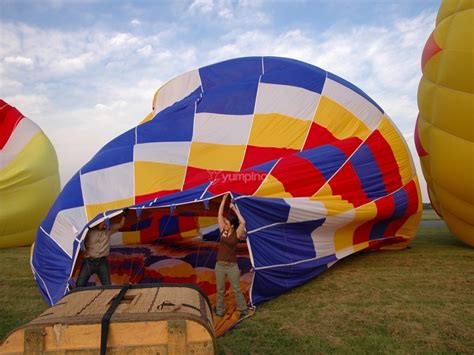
[0,99,60,248]
[32,57,421,307]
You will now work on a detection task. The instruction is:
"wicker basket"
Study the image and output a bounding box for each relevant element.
[1,283,215,354]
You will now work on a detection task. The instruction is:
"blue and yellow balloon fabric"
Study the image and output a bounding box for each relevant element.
[32,57,421,330]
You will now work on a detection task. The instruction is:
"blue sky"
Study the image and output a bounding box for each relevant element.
[1,0,441,200]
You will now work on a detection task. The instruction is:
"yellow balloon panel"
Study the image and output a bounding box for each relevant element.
[432,182,474,227]
[429,127,474,201]
[416,0,474,246]
[436,0,474,24]
[437,52,474,93]
[443,209,474,247]
[431,85,474,142]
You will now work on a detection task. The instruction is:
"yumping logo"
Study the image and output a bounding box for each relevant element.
[206,170,266,184]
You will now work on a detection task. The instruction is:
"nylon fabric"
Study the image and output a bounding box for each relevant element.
[31,57,421,323]
[0,100,60,248]
[416,0,474,246]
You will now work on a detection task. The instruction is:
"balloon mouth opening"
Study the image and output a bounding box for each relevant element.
[70,194,254,309]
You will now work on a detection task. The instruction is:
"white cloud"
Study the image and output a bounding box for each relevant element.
[188,0,214,14]
[218,6,233,20]
[1,24,98,77]
[130,19,142,26]
[94,101,127,112]
[2,94,50,116]
[109,33,140,48]
[39,0,100,8]
[186,0,270,23]
[4,56,34,67]
[0,76,23,92]
[53,52,96,74]
[138,44,153,57]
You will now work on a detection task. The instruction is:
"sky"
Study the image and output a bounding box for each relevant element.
[1,0,441,201]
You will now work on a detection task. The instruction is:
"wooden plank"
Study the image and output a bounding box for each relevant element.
[44,323,101,351]
[98,344,168,354]
[186,321,213,343]
[107,321,169,347]
[0,328,24,354]
[24,327,44,353]
[187,341,214,355]
[40,322,169,350]
[167,320,186,355]
[2,320,216,354]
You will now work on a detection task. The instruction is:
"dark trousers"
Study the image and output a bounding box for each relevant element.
[76,257,111,287]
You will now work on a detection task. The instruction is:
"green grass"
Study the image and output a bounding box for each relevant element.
[421,208,442,220]
[218,218,474,354]
[0,247,48,340]
[1,211,473,353]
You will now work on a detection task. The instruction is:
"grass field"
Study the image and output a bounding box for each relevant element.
[1,210,473,353]
[420,207,442,220]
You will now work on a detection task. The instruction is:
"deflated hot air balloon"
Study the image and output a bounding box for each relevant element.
[0,100,60,248]
[32,57,421,334]
[416,0,474,246]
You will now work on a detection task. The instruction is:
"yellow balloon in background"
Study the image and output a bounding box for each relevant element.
[0,100,60,248]
[416,0,474,246]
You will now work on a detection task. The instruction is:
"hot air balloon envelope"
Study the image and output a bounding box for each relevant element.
[32,58,421,327]
[0,100,60,248]
[416,0,474,246]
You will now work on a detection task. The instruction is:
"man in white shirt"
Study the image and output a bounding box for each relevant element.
[76,209,128,287]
